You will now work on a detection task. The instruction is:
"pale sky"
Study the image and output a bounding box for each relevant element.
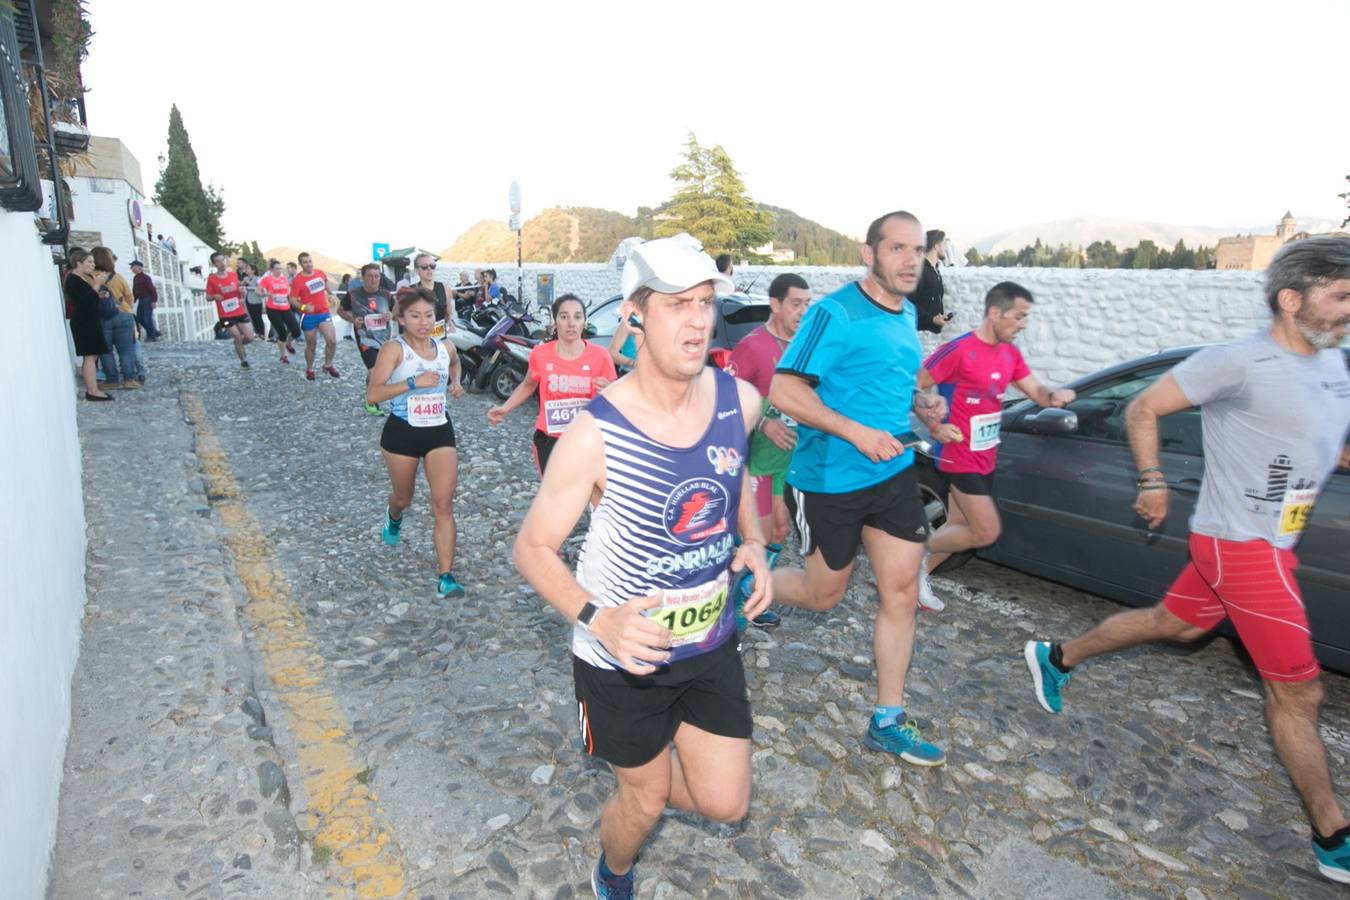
[82,0,1349,263]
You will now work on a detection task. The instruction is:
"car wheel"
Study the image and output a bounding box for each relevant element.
[491,363,524,402]
[914,459,975,575]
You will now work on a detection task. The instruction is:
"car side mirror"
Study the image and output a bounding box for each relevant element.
[584,323,597,338]
[1023,407,1078,435]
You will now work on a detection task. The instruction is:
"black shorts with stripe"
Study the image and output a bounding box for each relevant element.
[785,465,929,571]
[573,637,751,768]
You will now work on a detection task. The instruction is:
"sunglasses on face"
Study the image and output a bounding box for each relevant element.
[417,264,435,270]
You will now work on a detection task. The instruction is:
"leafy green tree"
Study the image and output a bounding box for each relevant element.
[153,105,225,247]
[658,132,774,256]
[1084,240,1120,268]
[1132,240,1157,269]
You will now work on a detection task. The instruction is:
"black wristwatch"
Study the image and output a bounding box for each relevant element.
[577,601,600,632]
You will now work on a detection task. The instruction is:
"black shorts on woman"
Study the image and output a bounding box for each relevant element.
[380,415,456,458]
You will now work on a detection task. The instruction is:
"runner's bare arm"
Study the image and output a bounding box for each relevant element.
[486,373,540,424]
[513,414,673,675]
[1341,445,1350,470]
[1012,374,1075,408]
[609,318,637,369]
[1125,372,1193,528]
[731,379,772,616]
[770,372,904,463]
[916,368,935,391]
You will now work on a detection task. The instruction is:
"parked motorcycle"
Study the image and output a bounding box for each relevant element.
[444,302,539,389]
[484,334,534,401]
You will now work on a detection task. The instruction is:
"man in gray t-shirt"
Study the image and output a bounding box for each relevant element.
[1025,235,1350,884]
[338,263,395,417]
[1173,330,1349,548]
[339,263,394,370]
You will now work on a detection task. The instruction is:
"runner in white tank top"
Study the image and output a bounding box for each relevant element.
[365,288,467,600]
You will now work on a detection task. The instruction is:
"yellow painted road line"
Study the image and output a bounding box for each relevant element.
[183,391,406,898]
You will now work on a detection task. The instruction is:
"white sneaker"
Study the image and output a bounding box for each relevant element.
[917,552,945,612]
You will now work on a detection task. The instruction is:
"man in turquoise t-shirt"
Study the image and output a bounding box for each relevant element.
[737,210,953,767]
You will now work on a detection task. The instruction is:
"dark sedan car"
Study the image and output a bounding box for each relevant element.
[584,293,770,353]
[914,345,1350,671]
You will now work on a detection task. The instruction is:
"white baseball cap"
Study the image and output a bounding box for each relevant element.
[620,233,734,301]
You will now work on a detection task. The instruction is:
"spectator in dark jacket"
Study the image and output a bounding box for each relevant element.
[131,260,159,341]
[910,229,952,335]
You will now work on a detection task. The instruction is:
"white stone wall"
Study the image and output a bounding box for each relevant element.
[439,258,1268,384]
[932,267,1268,385]
[0,207,88,899]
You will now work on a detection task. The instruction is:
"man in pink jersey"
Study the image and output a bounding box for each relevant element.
[725,272,811,630]
[916,281,1075,611]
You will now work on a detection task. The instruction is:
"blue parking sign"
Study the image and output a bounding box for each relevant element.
[372,243,390,261]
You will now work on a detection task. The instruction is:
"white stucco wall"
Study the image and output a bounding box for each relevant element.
[437,258,1268,384]
[0,208,88,899]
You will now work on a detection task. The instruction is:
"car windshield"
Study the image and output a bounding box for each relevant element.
[586,297,624,337]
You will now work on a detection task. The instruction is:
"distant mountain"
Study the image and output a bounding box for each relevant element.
[261,246,358,279]
[972,215,1344,255]
[439,207,638,263]
[440,204,861,265]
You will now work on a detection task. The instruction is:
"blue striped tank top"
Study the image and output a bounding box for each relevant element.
[573,369,747,669]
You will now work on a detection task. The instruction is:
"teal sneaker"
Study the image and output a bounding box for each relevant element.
[381,512,401,546]
[863,714,945,766]
[1315,833,1350,884]
[732,569,757,632]
[1025,640,1071,714]
[437,572,465,599]
[591,854,635,899]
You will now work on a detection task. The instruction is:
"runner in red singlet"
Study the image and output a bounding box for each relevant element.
[205,251,254,368]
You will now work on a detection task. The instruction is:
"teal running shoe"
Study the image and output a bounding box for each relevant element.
[1315,834,1350,884]
[1025,640,1071,714]
[381,512,401,547]
[437,572,465,599]
[863,714,945,766]
[591,855,635,899]
[732,569,756,632]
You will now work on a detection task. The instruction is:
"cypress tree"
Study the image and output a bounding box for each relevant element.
[153,105,224,247]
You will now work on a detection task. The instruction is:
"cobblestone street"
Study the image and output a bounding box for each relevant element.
[50,340,1350,899]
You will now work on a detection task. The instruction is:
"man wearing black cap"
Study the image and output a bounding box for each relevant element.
[131,260,159,341]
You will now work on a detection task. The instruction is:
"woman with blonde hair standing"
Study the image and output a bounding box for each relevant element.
[93,246,141,389]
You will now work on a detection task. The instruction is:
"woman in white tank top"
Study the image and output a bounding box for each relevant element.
[365,288,468,600]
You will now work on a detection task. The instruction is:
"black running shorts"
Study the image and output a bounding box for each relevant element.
[942,469,995,497]
[217,314,250,331]
[532,430,558,476]
[573,637,751,769]
[360,346,380,370]
[785,465,929,571]
[379,415,456,458]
